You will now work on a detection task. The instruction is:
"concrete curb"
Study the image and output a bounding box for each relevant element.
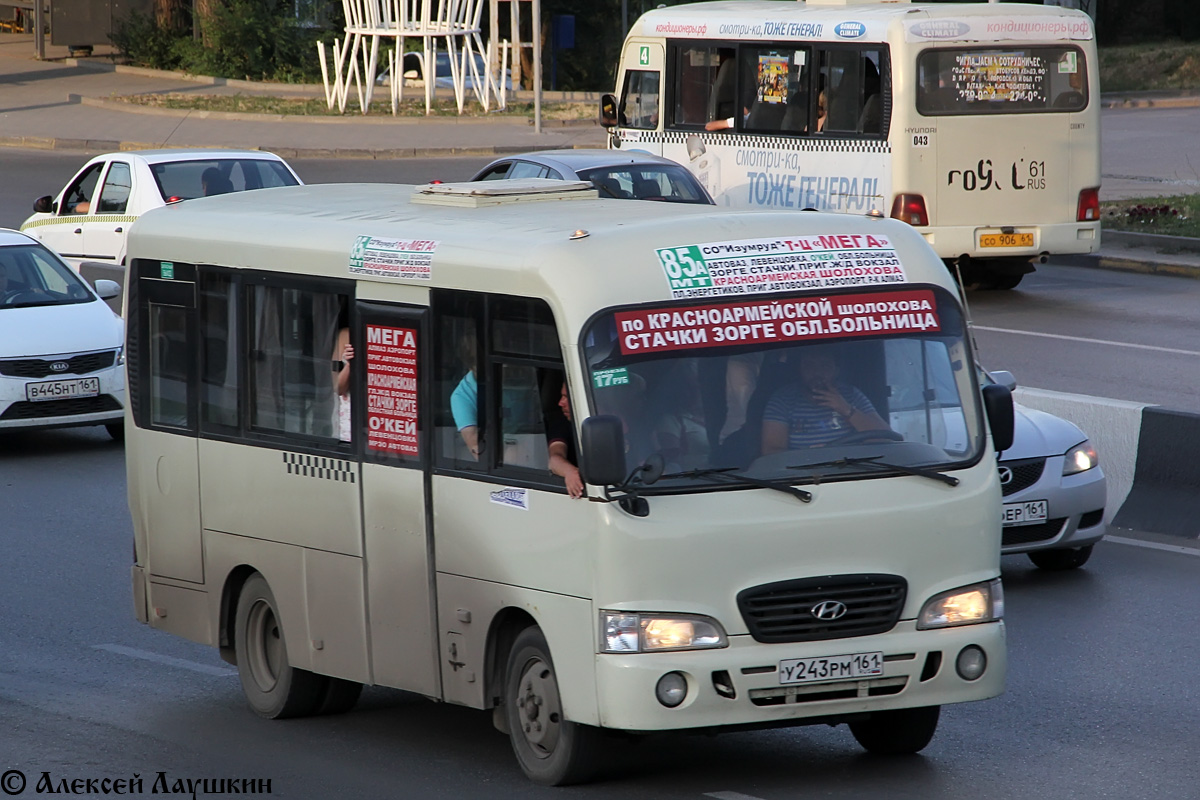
[1014,388,1199,540]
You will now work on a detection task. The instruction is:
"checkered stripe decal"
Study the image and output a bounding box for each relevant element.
[623,130,891,154]
[20,214,140,231]
[282,452,356,484]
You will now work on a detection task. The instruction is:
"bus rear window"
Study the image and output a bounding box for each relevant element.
[917,47,1087,115]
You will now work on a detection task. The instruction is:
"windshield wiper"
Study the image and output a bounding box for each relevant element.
[788,455,959,487]
[659,467,812,503]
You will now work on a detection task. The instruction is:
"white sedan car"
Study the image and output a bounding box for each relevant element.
[20,149,302,268]
[0,229,125,439]
[989,370,1107,570]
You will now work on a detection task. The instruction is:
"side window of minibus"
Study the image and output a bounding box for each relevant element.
[817,47,886,136]
[671,45,730,128]
[246,283,344,440]
[489,297,561,476]
[198,270,239,431]
[433,291,485,468]
[619,69,660,129]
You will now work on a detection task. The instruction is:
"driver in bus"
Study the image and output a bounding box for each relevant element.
[761,346,890,453]
[548,380,584,498]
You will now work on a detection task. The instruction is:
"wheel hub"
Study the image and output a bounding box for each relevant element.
[515,657,562,756]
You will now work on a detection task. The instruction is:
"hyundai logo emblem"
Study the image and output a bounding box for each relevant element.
[998,466,1013,485]
[49,361,69,373]
[811,600,848,621]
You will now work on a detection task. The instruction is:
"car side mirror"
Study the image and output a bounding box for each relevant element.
[599,94,618,128]
[580,415,627,486]
[981,383,1014,454]
[34,195,54,214]
[93,279,121,300]
[988,370,1017,392]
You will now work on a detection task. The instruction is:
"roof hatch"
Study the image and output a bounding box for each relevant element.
[411,178,598,208]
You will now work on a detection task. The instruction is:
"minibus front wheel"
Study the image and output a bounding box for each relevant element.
[234,573,326,719]
[848,705,940,755]
[504,626,604,785]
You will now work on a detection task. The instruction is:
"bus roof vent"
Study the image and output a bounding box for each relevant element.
[804,0,910,6]
[411,178,598,208]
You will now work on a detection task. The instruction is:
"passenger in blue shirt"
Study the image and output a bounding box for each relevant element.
[761,347,891,454]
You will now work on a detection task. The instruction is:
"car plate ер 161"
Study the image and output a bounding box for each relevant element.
[779,652,884,685]
[26,377,100,402]
[1002,499,1048,527]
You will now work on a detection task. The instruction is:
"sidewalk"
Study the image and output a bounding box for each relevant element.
[3,32,1199,278]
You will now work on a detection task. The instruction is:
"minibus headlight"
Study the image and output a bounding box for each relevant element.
[917,579,1004,630]
[600,612,727,653]
[1063,441,1098,475]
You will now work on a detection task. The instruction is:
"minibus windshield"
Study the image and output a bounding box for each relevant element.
[583,287,983,490]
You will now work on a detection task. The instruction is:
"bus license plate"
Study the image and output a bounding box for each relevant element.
[779,652,883,685]
[1002,499,1048,527]
[980,232,1034,248]
[27,377,100,402]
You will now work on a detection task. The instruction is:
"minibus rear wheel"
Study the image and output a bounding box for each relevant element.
[234,573,326,719]
[848,705,940,755]
[504,626,604,785]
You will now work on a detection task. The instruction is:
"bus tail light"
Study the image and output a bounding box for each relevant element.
[1077,188,1100,221]
[890,194,929,227]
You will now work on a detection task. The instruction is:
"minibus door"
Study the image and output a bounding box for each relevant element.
[617,40,665,155]
[355,301,440,698]
[130,265,203,584]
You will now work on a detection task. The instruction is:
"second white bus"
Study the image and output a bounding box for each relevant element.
[601,0,1101,289]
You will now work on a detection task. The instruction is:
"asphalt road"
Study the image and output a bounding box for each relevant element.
[2,430,1200,798]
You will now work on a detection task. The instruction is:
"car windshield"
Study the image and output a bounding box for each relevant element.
[583,286,983,490]
[0,243,96,309]
[150,158,299,202]
[577,164,711,204]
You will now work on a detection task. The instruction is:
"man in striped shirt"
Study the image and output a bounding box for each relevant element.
[761,347,892,453]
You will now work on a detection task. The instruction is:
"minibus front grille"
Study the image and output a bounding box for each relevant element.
[0,349,117,378]
[998,458,1045,496]
[737,574,907,643]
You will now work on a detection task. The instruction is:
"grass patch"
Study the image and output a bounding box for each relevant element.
[1098,40,1200,92]
[1101,195,1200,238]
[116,92,597,120]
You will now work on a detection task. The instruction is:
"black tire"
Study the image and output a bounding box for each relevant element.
[504,626,605,786]
[1029,544,1094,571]
[317,677,363,715]
[234,573,326,719]
[105,423,124,442]
[849,705,940,755]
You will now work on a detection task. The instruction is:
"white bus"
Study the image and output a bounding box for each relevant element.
[600,0,1101,290]
[125,180,1014,785]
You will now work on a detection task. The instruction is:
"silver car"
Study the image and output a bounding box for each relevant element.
[471,149,714,204]
[989,370,1107,570]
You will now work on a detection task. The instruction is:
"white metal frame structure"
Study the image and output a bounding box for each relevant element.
[318,0,506,115]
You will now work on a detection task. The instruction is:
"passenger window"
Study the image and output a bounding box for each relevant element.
[743,47,808,134]
[816,48,885,135]
[248,284,343,439]
[478,164,512,181]
[507,161,548,180]
[619,69,661,129]
[149,304,192,429]
[199,271,239,430]
[97,162,133,214]
[434,293,484,467]
[671,45,734,128]
[61,162,104,216]
[498,364,549,471]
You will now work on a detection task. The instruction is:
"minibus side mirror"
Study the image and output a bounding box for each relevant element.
[34,195,54,214]
[981,383,1014,454]
[599,94,618,128]
[580,415,627,486]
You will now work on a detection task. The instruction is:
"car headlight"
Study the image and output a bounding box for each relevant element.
[116,346,125,367]
[600,612,727,653]
[917,579,1004,630]
[1063,441,1098,475]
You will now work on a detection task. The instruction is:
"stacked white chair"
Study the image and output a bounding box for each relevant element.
[318,0,507,116]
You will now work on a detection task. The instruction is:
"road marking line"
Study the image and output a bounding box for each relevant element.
[704,793,768,800]
[1106,535,1200,557]
[972,326,1200,357]
[93,643,237,677]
